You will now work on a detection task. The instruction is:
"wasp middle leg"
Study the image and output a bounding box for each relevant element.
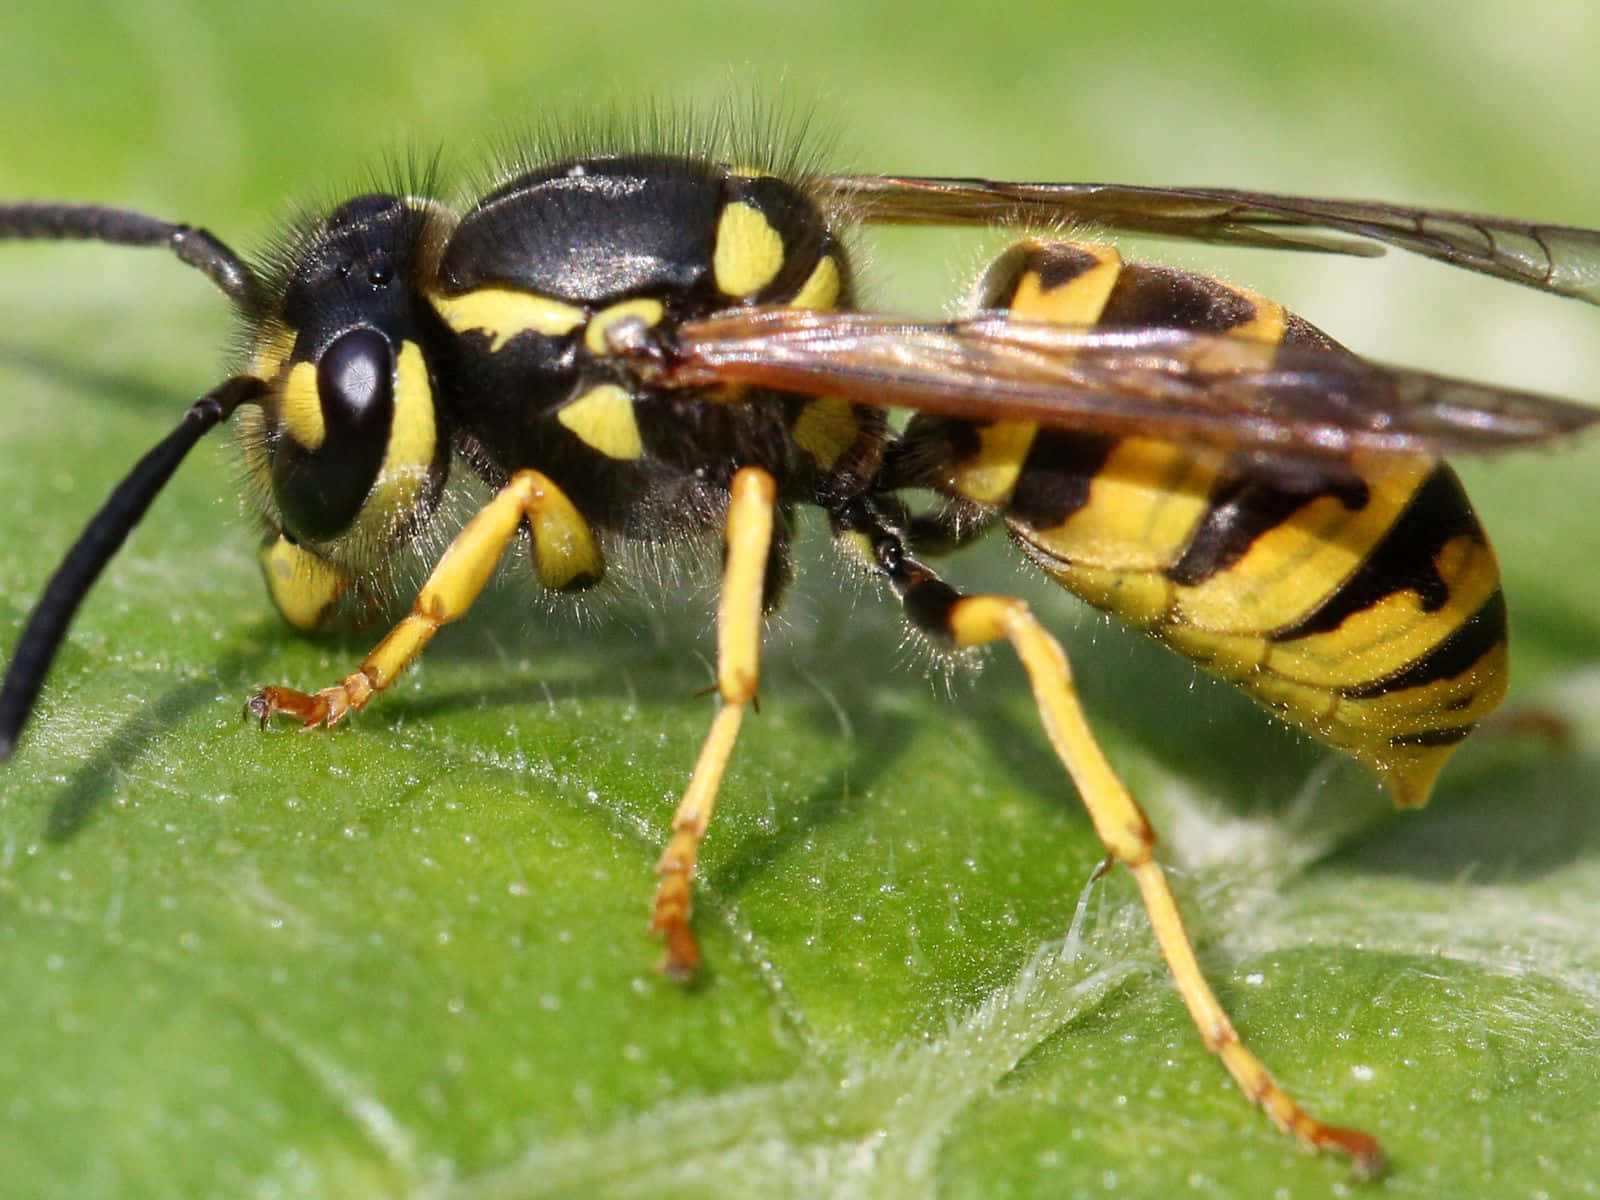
[650,466,779,978]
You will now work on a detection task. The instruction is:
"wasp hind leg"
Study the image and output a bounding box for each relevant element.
[249,469,602,728]
[650,467,779,979]
[834,500,1384,1177]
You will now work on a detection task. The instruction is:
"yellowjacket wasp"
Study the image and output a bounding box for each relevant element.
[2,123,1597,1177]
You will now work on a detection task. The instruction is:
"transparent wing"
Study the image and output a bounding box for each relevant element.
[821,176,1600,304]
[620,307,1600,460]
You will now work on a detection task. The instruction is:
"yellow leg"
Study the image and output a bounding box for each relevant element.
[650,466,777,978]
[948,594,1385,1178]
[248,469,600,727]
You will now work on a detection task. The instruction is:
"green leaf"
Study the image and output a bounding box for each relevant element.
[3,4,1600,1197]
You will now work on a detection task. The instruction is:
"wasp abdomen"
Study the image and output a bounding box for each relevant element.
[926,240,1508,805]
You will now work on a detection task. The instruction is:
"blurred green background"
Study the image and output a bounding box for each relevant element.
[2,1,1598,1196]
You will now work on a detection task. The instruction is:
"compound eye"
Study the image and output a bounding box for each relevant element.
[270,327,395,543]
[319,327,392,433]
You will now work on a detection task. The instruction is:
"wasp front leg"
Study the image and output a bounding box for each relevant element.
[650,466,778,978]
[249,469,602,729]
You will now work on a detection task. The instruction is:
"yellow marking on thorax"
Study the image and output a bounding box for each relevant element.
[585,298,665,356]
[280,361,325,450]
[714,201,785,297]
[792,396,858,470]
[558,383,644,460]
[258,534,352,632]
[430,287,586,351]
[788,255,841,310]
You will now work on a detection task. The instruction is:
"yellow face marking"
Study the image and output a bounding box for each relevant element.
[584,298,665,356]
[258,534,352,632]
[386,341,436,472]
[557,383,644,460]
[250,324,297,381]
[1011,245,1122,325]
[280,361,326,451]
[430,287,586,351]
[788,254,842,310]
[713,201,785,297]
[791,396,858,470]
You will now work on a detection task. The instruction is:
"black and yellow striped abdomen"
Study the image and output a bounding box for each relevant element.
[925,240,1508,806]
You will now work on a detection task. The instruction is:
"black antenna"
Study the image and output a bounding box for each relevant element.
[0,376,266,758]
[0,202,262,311]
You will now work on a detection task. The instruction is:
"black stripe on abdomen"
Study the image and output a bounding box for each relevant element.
[1270,466,1484,642]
